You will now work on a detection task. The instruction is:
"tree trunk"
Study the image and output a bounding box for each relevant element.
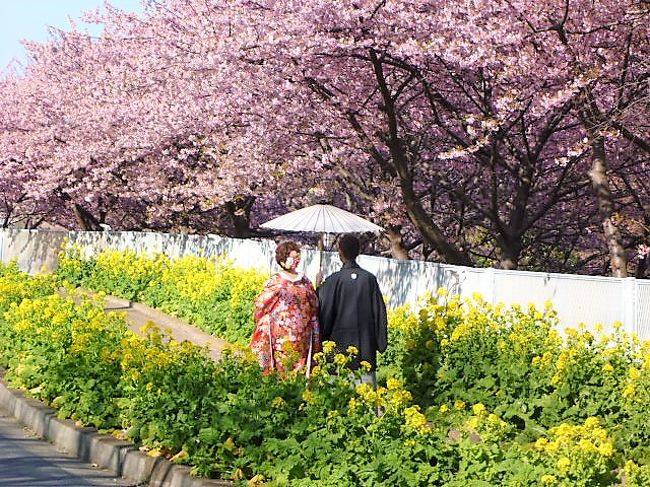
[224,196,255,238]
[368,48,473,267]
[496,235,522,270]
[2,207,11,228]
[386,225,410,260]
[636,254,648,279]
[72,203,102,231]
[588,137,628,277]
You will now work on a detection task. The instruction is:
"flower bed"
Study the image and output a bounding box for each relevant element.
[56,245,267,344]
[2,255,649,485]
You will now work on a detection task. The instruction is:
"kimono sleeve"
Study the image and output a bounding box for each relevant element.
[253,277,280,323]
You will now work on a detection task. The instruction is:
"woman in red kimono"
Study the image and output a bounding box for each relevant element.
[250,241,321,376]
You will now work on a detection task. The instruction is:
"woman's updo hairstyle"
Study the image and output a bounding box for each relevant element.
[275,240,301,266]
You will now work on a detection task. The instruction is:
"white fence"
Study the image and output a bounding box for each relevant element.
[1,228,648,340]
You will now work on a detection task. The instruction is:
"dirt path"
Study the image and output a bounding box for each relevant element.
[62,290,229,361]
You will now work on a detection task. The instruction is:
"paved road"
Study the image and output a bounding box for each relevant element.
[0,408,138,486]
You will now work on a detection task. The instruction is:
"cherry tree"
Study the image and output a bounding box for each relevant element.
[176,0,646,271]
[1,0,647,274]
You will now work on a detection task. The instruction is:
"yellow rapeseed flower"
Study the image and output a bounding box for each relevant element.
[622,383,637,398]
[472,403,487,416]
[557,457,571,473]
[629,367,641,381]
[348,397,360,413]
[355,382,371,394]
[487,413,507,429]
[386,378,401,390]
[598,441,614,457]
[403,406,431,434]
[355,383,379,405]
[387,389,412,407]
[535,437,549,449]
[545,440,560,453]
[302,390,314,403]
[578,439,598,454]
[271,396,285,409]
[451,323,472,342]
[334,353,347,366]
[346,345,359,356]
[565,328,578,339]
[327,410,339,420]
[541,474,557,485]
[433,317,446,331]
[549,423,573,437]
[465,416,480,431]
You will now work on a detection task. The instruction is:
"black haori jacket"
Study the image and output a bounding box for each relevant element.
[317,261,388,370]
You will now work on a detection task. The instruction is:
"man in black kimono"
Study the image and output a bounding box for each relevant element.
[318,234,388,386]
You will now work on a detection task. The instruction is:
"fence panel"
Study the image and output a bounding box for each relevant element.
[637,281,650,341]
[493,271,628,335]
[1,228,648,337]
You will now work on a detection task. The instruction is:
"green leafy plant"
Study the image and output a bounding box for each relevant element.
[56,247,268,344]
[3,260,649,485]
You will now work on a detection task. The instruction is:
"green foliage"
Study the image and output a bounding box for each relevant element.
[56,246,268,344]
[55,243,96,287]
[0,260,57,304]
[4,261,650,485]
[0,271,126,428]
[380,289,650,485]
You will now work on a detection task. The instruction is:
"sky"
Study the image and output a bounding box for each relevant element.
[0,0,143,73]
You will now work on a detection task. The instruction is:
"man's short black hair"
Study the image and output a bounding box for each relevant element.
[338,234,360,260]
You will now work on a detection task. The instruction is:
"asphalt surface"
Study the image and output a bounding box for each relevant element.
[0,407,138,486]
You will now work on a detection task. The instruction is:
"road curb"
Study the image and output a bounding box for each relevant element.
[0,378,231,486]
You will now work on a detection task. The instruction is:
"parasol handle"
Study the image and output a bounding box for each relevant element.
[316,234,324,286]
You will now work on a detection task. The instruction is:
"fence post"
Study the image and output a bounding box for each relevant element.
[480,267,496,304]
[0,229,4,264]
[622,277,637,336]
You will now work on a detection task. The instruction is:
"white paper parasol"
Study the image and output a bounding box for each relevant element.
[260,204,384,270]
[260,204,384,234]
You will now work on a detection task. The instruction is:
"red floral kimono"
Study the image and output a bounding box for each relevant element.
[250,273,321,375]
